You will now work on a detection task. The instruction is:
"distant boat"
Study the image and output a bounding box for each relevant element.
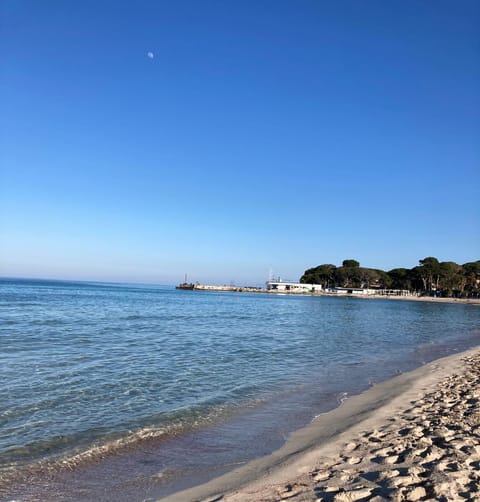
[176,282,195,290]
[176,274,196,290]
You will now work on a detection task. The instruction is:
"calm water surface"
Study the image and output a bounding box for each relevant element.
[1,279,479,500]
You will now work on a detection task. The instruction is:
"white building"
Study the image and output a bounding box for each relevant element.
[266,281,323,293]
[329,287,378,295]
[327,287,413,296]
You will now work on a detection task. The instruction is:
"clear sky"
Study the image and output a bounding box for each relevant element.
[1,1,479,285]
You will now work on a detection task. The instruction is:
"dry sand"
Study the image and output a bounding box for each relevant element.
[322,294,480,305]
[163,348,480,502]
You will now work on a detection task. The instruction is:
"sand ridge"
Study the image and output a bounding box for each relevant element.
[220,353,480,501]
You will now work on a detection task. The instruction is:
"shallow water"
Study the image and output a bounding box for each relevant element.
[1,279,479,500]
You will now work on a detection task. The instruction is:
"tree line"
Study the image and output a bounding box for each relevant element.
[299,258,480,298]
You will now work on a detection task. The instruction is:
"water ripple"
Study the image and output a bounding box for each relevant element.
[1,279,479,471]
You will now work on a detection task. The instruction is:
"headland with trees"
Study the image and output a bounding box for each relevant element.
[300,258,480,298]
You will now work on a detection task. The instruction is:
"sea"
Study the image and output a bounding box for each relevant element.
[1,278,479,501]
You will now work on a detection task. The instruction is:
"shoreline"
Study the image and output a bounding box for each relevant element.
[163,346,480,501]
[329,294,480,305]
[191,285,480,305]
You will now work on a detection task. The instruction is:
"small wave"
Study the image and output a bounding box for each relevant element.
[121,314,171,321]
[310,391,349,421]
[57,426,172,469]
[0,424,185,490]
[0,398,265,487]
[30,319,64,327]
[2,320,18,326]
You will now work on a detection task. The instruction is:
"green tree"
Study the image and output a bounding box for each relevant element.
[388,268,413,290]
[418,257,441,293]
[300,264,337,287]
[374,269,393,288]
[463,261,480,297]
[299,257,480,295]
[358,268,378,288]
[409,266,426,292]
[336,263,361,287]
[439,261,463,297]
[342,259,360,268]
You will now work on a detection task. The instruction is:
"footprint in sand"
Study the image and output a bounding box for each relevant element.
[404,447,428,462]
[347,456,362,465]
[407,485,427,501]
[344,442,358,453]
[387,473,418,488]
[333,487,372,501]
[384,454,400,464]
[421,447,444,463]
[312,470,331,482]
[378,469,401,480]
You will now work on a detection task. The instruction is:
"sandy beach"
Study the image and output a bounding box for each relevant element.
[343,295,480,306]
[193,285,480,306]
[164,347,480,501]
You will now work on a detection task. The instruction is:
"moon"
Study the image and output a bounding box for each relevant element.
[147,51,154,59]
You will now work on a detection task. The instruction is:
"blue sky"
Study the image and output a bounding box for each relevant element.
[1,1,479,285]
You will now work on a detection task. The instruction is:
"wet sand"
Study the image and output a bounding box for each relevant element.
[163,347,480,501]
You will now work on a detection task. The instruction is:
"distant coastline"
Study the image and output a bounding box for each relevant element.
[185,283,480,305]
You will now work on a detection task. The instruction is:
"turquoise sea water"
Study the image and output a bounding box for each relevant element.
[1,278,479,501]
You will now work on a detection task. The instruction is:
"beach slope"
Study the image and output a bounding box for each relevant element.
[163,348,480,501]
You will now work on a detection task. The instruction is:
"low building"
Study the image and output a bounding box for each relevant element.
[266,281,323,293]
[329,287,378,295]
[327,287,413,296]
